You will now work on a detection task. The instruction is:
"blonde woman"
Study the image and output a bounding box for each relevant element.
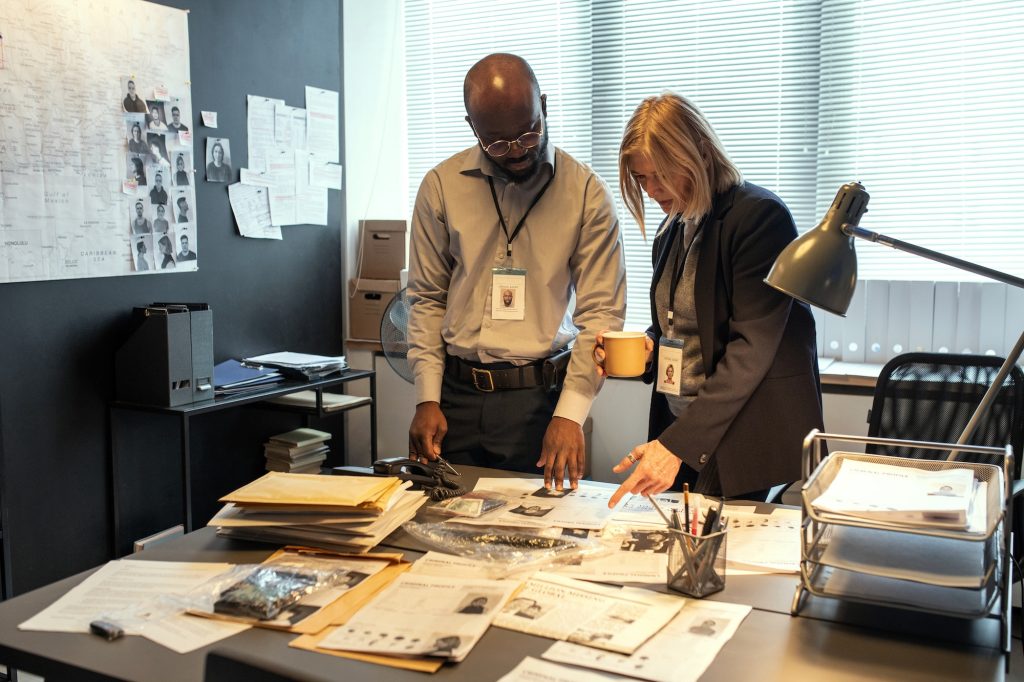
[598,93,823,505]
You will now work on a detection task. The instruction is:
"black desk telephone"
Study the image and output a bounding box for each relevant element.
[370,457,466,500]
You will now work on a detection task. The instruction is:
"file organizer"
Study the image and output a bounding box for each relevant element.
[793,431,1014,662]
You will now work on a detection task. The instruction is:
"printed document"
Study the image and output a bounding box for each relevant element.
[611,491,705,527]
[228,183,280,240]
[457,478,616,530]
[543,600,751,682]
[305,86,340,162]
[553,524,668,585]
[317,573,518,661]
[498,657,624,682]
[722,506,800,574]
[492,572,683,655]
[246,95,284,172]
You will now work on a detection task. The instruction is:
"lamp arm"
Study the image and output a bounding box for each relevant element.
[843,224,1024,290]
[842,223,1024,462]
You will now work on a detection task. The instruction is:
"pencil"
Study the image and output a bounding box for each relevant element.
[683,483,691,535]
[645,494,674,528]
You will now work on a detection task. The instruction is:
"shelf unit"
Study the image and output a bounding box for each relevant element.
[109,369,376,557]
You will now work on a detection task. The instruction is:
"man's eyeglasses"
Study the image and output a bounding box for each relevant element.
[472,121,544,157]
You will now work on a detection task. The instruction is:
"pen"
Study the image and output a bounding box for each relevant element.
[645,494,673,528]
[691,507,699,535]
[683,483,691,536]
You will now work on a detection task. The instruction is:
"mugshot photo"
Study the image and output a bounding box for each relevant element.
[175,228,198,269]
[147,168,169,206]
[147,133,170,166]
[126,154,148,186]
[206,137,234,183]
[164,99,190,135]
[133,235,153,272]
[171,188,194,224]
[171,152,191,186]
[121,76,148,113]
[129,199,152,235]
[146,100,168,131]
[124,114,148,153]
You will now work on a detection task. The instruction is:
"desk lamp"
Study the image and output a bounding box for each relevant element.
[765,181,1024,457]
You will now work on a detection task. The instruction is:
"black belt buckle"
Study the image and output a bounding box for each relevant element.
[471,367,495,392]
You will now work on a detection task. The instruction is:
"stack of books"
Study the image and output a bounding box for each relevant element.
[209,472,427,553]
[264,427,331,474]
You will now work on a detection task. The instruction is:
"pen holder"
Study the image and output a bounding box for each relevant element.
[666,528,727,598]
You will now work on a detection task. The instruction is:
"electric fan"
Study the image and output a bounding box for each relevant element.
[380,287,414,383]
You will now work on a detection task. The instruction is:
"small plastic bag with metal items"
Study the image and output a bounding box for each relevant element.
[402,520,613,575]
[428,489,509,518]
[186,555,356,622]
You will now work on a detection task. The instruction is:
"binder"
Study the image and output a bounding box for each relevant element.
[154,302,214,402]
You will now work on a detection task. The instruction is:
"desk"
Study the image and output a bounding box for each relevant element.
[0,466,1017,681]
[110,369,376,556]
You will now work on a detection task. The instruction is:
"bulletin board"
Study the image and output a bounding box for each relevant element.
[0,0,194,282]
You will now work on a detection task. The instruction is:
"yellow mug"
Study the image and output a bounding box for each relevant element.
[602,331,648,377]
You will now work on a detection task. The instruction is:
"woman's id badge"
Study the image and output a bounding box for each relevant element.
[656,336,683,396]
[492,267,526,320]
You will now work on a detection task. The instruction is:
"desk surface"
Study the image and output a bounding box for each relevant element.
[0,466,1018,681]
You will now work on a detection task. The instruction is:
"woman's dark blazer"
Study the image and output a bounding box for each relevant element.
[645,182,824,496]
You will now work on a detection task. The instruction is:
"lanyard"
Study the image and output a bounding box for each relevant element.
[666,217,702,336]
[487,172,555,257]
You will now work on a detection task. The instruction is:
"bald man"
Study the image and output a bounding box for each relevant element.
[407,53,626,490]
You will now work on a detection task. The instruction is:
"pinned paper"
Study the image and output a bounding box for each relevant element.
[309,161,343,190]
[153,84,170,100]
[201,111,218,128]
[178,130,192,144]
[122,179,138,194]
[240,168,274,186]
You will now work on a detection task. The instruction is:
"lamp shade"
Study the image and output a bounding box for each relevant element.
[764,182,870,317]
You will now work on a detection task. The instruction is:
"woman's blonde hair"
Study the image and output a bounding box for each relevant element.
[619,93,741,236]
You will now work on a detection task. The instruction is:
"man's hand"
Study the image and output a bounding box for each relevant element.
[537,416,585,490]
[409,401,447,463]
[607,439,681,508]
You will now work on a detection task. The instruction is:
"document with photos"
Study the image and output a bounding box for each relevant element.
[543,600,751,682]
[408,551,513,580]
[492,572,683,655]
[553,524,668,585]
[611,491,705,527]
[812,458,982,529]
[316,574,518,662]
[722,506,800,574]
[454,478,616,530]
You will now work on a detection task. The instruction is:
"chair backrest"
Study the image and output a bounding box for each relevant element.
[866,352,1024,475]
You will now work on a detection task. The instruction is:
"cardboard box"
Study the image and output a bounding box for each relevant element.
[347,278,401,342]
[356,219,407,280]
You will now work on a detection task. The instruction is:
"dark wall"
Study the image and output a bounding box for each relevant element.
[0,0,345,595]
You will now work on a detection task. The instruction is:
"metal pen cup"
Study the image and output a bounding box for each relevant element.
[666,528,727,598]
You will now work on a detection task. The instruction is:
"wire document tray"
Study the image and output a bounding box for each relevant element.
[792,431,1014,661]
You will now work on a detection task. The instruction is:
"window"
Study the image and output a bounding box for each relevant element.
[406,0,1024,328]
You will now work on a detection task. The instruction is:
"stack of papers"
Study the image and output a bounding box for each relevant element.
[243,352,347,380]
[213,359,283,395]
[267,390,371,413]
[210,472,427,552]
[812,459,981,530]
[264,427,331,474]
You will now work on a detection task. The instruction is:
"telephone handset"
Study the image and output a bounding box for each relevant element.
[372,457,440,487]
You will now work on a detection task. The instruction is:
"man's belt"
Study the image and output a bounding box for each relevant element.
[445,355,547,392]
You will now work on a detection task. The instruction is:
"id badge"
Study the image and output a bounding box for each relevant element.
[656,336,683,396]
[491,268,526,320]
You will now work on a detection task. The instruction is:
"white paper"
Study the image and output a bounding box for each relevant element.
[318,574,518,662]
[553,524,668,584]
[265,148,298,226]
[246,95,284,172]
[498,657,624,682]
[201,110,218,127]
[543,600,751,682]
[611,491,705,527]
[140,611,249,654]
[294,150,329,225]
[721,507,800,574]
[493,572,683,655]
[409,551,513,580]
[19,560,232,633]
[275,104,307,150]
[240,168,275,187]
[228,183,280,240]
[305,86,340,162]
[456,478,617,530]
[309,160,343,190]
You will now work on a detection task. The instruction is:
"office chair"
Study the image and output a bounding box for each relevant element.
[865,351,1024,563]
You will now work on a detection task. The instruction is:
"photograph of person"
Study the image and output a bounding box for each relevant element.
[147,133,170,166]
[664,363,675,385]
[501,287,514,308]
[206,138,233,183]
[600,92,823,506]
[177,229,196,259]
[531,487,569,498]
[165,102,189,134]
[508,504,552,518]
[152,203,170,233]
[456,595,489,615]
[619,529,671,553]
[172,153,190,186]
[423,635,461,657]
[157,234,175,269]
[148,171,168,205]
[127,155,147,186]
[146,101,168,131]
[129,200,151,234]
[125,116,148,153]
[134,238,151,271]
[174,194,192,223]
[688,618,719,636]
[121,77,148,113]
